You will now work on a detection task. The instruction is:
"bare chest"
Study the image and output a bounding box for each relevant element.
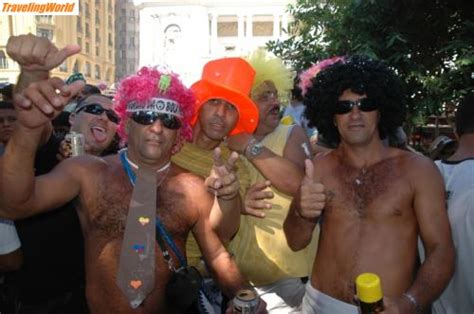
[79,170,193,244]
[323,161,413,219]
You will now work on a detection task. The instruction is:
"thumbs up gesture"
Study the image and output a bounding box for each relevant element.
[7,34,80,72]
[298,159,326,219]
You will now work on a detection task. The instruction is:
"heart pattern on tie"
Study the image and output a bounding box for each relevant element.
[138,216,150,226]
[130,280,142,290]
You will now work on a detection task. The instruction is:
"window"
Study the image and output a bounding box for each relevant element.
[252,16,274,36]
[96,28,100,42]
[85,23,90,38]
[85,62,91,77]
[95,65,101,79]
[73,61,79,73]
[85,3,90,18]
[85,42,90,53]
[77,37,82,47]
[108,33,113,46]
[96,46,100,56]
[217,16,238,37]
[37,28,53,40]
[0,50,8,69]
[77,18,82,32]
[35,15,53,24]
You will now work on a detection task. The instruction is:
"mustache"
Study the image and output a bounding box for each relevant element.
[209,116,225,125]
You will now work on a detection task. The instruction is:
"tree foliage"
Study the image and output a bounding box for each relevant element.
[267,0,474,123]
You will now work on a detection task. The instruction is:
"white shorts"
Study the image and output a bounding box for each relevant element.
[255,277,306,313]
[302,282,358,314]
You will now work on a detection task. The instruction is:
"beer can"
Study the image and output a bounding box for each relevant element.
[65,131,85,156]
[233,289,259,314]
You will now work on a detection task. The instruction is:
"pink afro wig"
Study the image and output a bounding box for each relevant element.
[299,56,345,96]
[114,66,195,145]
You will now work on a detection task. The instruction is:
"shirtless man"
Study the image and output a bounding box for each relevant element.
[0,63,262,313]
[284,55,455,313]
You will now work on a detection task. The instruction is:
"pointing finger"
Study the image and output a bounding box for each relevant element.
[64,80,86,99]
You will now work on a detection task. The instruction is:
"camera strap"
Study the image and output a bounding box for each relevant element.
[155,219,187,271]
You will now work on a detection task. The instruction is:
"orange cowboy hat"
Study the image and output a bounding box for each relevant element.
[191,57,259,135]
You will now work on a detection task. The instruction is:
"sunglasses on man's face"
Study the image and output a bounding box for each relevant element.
[76,103,120,124]
[334,98,378,115]
[130,111,182,130]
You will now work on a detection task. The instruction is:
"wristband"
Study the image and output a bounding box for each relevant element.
[402,292,422,314]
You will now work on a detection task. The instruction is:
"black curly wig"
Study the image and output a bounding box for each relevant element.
[303,55,406,146]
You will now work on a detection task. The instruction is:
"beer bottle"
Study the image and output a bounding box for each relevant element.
[355,273,384,314]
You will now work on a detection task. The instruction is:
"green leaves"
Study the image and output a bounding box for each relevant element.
[268,0,474,122]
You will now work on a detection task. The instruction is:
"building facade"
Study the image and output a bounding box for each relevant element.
[115,0,140,82]
[134,0,294,85]
[0,0,115,87]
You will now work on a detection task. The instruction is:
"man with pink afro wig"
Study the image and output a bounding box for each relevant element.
[114,66,195,151]
[1,60,266,311]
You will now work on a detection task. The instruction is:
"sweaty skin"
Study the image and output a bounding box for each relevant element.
[2,149,243,313]
[297,147,452,308]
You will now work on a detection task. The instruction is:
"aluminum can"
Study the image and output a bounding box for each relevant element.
[233,289,259,314]
[65,131,85,156]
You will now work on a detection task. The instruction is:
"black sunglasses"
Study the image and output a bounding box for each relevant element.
[130,111,182,130]
[76,103,120,124]
[334,98,378,115]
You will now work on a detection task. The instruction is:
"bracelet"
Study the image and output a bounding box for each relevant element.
[402,292,422,314]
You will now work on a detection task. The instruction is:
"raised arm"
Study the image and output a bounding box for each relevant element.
[391,157,455,313]
[191,179,246,298]
[226,126,308,196]
[7,34,80,92]
[7,34,81,144]
[284,159,325,251]
[204,147,242,241]
[0,78,85,219]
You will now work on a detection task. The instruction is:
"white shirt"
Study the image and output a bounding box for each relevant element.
[429,159,474,314]
[0,218,21,255]
[283,102,317,138]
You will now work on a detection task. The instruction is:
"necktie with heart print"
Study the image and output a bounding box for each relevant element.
[117,167,156,309]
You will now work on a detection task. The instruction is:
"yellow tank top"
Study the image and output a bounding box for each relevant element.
[229,124,319,286]
[172,142,251,268]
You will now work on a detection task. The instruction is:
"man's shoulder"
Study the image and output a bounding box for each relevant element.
[168,165,205,190]
[394,148,432,167]
[59,154,116,178]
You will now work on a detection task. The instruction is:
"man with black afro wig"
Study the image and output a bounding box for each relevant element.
[284,55,455,313]
[304,55,406,145]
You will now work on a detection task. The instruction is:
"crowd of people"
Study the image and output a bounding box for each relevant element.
[0,33,472,314]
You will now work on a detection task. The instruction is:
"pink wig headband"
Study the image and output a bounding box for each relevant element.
[299,56,345,96]
[114,66,195,145]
